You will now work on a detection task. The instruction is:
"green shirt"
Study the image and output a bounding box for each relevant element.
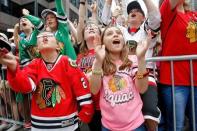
[19,15,43,67]
[53,0,77,60]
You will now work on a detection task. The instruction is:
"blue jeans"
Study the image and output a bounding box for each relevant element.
[160,85,197,131]
[101,123,146,131]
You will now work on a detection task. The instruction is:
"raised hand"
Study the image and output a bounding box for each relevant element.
[0,52,17,71]
[45,24,52,32]
[0,48,9,56]
[94,35,105,63]
[136,30,152,59]
[112,6,122,17]
[14,23,19,29]
[22,8,30,16]
[91,1,97,13]
[106,0,112,5]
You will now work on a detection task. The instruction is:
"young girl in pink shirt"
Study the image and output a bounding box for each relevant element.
[89,26,152,131]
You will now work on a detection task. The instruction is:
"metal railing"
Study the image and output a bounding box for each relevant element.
[146,55,197,131]
[0,54,196,131]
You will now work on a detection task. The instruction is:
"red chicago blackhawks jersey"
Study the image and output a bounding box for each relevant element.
[76,49,95,74]
[7,55,94,131]
[76,49,100,110]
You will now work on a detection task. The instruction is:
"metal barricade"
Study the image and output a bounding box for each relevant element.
[146,55,197,131]
[0,54,196,131]
[0,67,31,130]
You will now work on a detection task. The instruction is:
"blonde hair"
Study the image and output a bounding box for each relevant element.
[101,26,132,76]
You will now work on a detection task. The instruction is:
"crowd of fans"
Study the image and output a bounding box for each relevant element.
[0,0,196,131]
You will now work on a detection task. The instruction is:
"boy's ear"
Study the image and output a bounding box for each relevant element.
[57,42,64,51]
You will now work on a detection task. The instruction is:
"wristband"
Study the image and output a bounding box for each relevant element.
[92,69,103,76]
[135,69,149,79]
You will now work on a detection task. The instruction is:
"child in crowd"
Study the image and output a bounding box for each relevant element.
[0,31,94,131]
[89,26,152,131]
[76,1,102,131]
[102,0,161,129]
[41,0,77,60]
[15,8,43,67]
[14,8,44,128]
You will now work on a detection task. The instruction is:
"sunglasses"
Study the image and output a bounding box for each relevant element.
[84,24,99,30]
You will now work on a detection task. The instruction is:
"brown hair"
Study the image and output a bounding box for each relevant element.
[101,26,132,76]
[79,23,102,55]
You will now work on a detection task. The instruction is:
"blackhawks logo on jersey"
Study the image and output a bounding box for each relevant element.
[69,58,77,68]
[35,78,66,109]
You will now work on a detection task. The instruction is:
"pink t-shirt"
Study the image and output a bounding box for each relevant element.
[100,60,144,131]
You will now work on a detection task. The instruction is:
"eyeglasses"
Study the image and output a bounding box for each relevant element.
[37,33,54,38]
[126,40,137,49]
[84,24,99,30]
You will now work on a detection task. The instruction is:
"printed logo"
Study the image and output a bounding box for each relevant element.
[105,75,134,107]
[108,75,127,92]
[81,77,87,89]
[79,56,95,73]
[35,78,66,109]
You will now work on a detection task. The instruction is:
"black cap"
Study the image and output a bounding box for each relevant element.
[0,37,11,52]
[127,1,145,16]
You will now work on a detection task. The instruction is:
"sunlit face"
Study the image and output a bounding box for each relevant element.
[84,23,100,41]
[127,9,145,26]
[20,17,34,31]
[45,13,58,31]
[37,32,58,52]
[103,27,124,54]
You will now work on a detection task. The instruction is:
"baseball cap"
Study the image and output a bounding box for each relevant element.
[127,0,145,16]
[41,9,57,19]
[0,33,11,52]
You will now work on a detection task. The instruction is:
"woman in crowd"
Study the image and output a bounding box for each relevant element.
[76,1,102,131]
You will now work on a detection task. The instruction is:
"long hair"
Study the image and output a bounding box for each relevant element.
[79,23,102,55]
[79,27,88,55]
[101,26,132,76]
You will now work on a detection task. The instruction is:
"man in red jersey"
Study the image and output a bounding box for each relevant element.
[160,0,197,130]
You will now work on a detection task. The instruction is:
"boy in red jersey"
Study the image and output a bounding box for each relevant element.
[0,31,94,131]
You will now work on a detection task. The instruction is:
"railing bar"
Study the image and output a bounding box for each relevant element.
[8,86,14,120]
[2,69,9,119]
[146,55,197,62]
[0,117,24,125]
[190,60,196,131]
[170,61,176,131]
